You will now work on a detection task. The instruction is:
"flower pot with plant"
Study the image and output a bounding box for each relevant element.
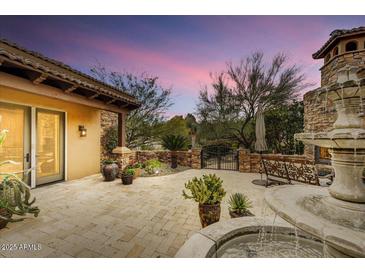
[0,129,39,229]
[122,167,135,185]
[102,159,119,181]
[228,193,253,218]
[182,174,226,227]
[161,134,187,169]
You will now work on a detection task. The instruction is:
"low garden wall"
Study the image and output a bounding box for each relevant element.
[238,149,314,173]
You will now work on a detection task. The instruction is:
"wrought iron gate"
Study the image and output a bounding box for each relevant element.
[201,145,238,170]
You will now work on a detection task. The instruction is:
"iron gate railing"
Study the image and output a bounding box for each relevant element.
[201,145,238,170]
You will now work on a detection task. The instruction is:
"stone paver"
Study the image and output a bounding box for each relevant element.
[0,169,273,258]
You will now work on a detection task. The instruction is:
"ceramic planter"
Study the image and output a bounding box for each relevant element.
[122,174,134,185]
[198,203,221,228]
[171,153,178,169]
[229,210,254,218]
[102,163,119,181]
[133,168,142,179]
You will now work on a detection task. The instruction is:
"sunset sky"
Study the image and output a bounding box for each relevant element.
[0,16,364,117]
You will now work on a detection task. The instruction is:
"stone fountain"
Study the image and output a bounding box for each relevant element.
[265,65,365,257]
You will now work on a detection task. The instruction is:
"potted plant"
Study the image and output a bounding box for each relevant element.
[0,129,39,229]
[228,193,253,218]
[161,134,187,169]
[182,174,226,227]
[121,167,135,185]
[102,159,119,181]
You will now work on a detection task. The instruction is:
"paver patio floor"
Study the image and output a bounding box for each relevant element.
[0,169,275,258]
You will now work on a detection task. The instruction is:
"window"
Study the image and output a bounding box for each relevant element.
[333,47,339,56]
[345,41,358,52]
[325,53,331,63]
[315,146,331,164]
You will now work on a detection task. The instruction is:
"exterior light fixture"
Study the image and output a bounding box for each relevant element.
[79,125,87,137]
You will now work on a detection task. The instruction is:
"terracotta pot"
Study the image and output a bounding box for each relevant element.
[229,210,254,219]
[0,208,11,230]
[133,168,142,179]
[121,174,134,185]
[171,153,178,169]
[102,163,119,181]
[198,203,221,228]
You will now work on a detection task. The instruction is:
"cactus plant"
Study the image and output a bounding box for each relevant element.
[183,174,226,227]
[0,128,39,227]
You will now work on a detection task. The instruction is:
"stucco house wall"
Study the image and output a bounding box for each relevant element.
[0,74,101,181]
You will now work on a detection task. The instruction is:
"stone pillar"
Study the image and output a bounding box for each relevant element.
[238,149,251,173]
[191,148,202,169]
[112,147,136,177]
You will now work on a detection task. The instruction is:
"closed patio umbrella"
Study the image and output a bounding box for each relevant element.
[252,106,268,186]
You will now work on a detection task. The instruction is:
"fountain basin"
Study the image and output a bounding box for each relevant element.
[265,185,365,257]
[175,217,324,258]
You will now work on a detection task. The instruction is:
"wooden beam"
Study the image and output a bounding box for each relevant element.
[32,73,48,85]
[88,93,99,99]
[106,98,116,105]
[0,72,128,114]
[118,112,126,147]
[64,85,78,94]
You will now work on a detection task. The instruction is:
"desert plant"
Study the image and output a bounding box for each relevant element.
[183,174,226,227]
[162,134,187,168]
[161,134,187,151]
[144,159,162,174]
[0,129,39,225]
[228,193,252,215]
[182,174,226,205]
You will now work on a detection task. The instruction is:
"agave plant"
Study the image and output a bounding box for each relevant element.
[228,193,252,217]
[0,128,39,226]
[161,134,187,168]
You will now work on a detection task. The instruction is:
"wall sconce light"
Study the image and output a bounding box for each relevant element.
[79,125,87,137]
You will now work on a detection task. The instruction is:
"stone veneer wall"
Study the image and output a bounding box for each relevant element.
[303,90,337,160]
[136,150,192,167]
[321,50,365,86]
[100,110,118,164]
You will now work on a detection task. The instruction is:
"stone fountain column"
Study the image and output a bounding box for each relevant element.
[328,97,365,203]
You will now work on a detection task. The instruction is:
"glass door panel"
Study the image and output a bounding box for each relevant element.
[36,109,64,185]
[0,102,30,182]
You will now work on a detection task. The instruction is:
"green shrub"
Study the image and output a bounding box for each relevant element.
[133,162,144,169]
[182,174,226,205]
[103,126,118,153]
[103,159,115,165]
[123,167,135,176]
[144,159,162,174]
[161,134,187,151]
[228,193,252,214]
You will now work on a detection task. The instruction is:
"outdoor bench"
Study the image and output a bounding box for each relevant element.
[261,158,334,187]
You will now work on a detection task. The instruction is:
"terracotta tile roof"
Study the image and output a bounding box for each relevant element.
[0,38,140,107]
[312,26,365,59]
